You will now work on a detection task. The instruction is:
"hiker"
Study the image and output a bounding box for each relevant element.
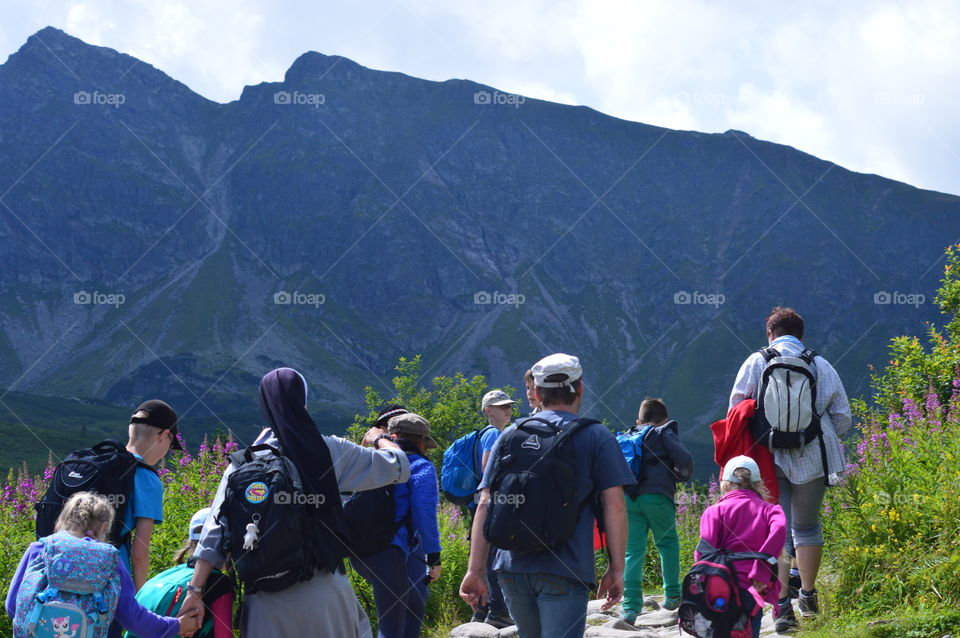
[729,307,851,632]
[619,398,694,625]
[179,368,410,637]
[684,456,786,638]
[523,369,542,415]
[467,390,518,629]
[129,508,233,638]
[460,353,634,638]
[7,492,201,638]
[350,412,441,638]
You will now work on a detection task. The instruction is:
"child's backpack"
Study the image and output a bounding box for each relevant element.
[34,441,157,549]
[126,563,233,638]
[440,425,496,506]
[678,539,777,638]
[341,483,413,557]
[219,444,313,592]
[13,531,121,638]
[750,347,829,480]
[616,425,653,498]
[483,416,599,552]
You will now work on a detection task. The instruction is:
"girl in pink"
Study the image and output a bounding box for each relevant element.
[697,456,787,637]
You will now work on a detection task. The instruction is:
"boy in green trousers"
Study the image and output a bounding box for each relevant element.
[621,398,694,624]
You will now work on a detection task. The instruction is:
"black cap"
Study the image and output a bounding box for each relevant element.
[375,404,408,429]
[131,400,183,451]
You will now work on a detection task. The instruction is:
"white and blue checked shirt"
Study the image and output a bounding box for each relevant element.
[729,336,852,485]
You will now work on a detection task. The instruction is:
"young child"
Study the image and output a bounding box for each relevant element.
[7,492,200,638]
[697,456,787,638]
[129,508,233,638]
[621,398,694,624]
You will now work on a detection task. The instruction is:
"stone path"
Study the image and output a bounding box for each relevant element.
[450,595,803,637]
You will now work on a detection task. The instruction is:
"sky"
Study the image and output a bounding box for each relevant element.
[2,0,959,196]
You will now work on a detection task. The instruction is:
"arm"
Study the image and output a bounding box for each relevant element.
[597,486,627,610]
[130,518,154,591]
[114,560,184,638]
[696,507,721,561]
[748,504,788,586]
[823,362,853,438]
[459,488,492,610]
[325,434,411,492]
[729,354,761,410]
[409,460,442,562]
[661,430,694,482]
[5,543,40,617]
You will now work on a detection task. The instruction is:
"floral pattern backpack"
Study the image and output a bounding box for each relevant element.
[13,531,121,638]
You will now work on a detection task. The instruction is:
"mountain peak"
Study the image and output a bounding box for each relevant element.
[283,51,368,85]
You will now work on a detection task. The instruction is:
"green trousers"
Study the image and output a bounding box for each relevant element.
[623,492,681,610]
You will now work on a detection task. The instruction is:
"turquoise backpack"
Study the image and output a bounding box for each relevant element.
[13,532,120,638]
[125,563,232,638]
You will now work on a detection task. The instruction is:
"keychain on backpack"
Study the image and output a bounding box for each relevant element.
[243,514,260,551]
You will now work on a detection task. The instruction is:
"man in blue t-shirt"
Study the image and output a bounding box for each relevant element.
[469,389,519,628]
[460,354,634,638]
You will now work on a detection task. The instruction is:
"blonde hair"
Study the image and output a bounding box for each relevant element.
[174,539,199,565]
[720,467,771,502]
[54,492,114,540]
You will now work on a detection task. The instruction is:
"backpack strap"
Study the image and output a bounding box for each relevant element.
[799,348,818,366]
[230,444,280,467]
[697,538,778,567]
[759,347,780,363]
[472,425,497,480]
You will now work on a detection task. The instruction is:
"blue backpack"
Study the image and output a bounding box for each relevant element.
[441,426,496,506]
[13,531,121,638]
[617,425,654,498]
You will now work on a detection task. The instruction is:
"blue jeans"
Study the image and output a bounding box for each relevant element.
[497,571,589,638]
[351,546,428,638]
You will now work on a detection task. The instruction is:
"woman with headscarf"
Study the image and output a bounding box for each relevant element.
[181,368,410,637]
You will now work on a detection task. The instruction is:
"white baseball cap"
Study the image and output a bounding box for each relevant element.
[189,507,212,541]
[532,353,582,392]
[482,389,518,410]
[721,455,762,483]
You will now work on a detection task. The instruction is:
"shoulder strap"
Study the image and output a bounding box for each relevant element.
[759,347,780,363]
[799,348,818,365]
[230,444,280,467]
[472,425,497,478]
[696,538,777,565]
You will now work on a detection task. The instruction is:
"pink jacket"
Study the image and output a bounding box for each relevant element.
[696,489,787,612]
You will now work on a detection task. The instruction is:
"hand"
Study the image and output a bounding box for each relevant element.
[597,568,624,610]
[752,579,768,595]
[177,605,202,637]
[459,569,488,611]
[362,427,387,447]
[179,590,204,623]
[428,565,442,583]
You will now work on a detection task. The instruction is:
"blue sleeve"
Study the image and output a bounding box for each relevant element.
[114,560,179,638]
[409,459,441,555]
[478,427,499,455]
[592,426,637,491]
[132,468,164,523]
[6,542,41,617]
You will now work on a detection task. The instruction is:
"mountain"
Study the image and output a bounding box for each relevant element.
[1,27,958,474]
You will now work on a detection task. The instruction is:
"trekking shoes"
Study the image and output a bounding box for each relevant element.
[662,596,681,611]
[798,588,820,617]
[774,599,799,634]
[619,608,638,626]
[470,610,486,624]
[484,612,514,629]
[788,570,801,600]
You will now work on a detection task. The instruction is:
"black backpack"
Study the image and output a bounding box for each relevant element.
[35,440,157,548]
[678,539,777,638]
[219,444,314,593]
[341,482,414,558]
[483,416,600,552]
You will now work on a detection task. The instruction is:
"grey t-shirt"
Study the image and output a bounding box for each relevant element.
[478,409,635,587]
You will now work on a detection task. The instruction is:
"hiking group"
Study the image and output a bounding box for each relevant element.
[6,306,850,638]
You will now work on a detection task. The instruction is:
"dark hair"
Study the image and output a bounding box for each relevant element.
[766,306,804,339]
[394,435,424,454]
[536,375,582,407]
[638,398,668,424]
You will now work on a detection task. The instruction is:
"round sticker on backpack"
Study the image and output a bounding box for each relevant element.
[245,482,269,504]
